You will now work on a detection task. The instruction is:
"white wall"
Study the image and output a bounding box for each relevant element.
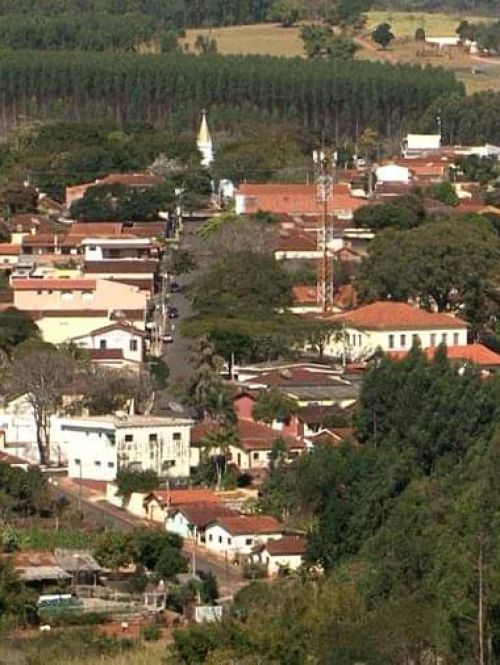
[265,552,303,576]
[376,164,410,184]
[325,325,467,360]
[204,524,282,557]
[75,328,143,363]
[166,512,193,539]
[63,422,118,482]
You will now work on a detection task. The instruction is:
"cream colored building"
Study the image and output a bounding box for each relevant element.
[324,301,468,361]
[11,278,148,344]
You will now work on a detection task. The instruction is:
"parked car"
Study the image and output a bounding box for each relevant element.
[162,334,174,343]
[167,307,179,319]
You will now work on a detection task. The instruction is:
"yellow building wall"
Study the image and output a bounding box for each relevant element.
[37,316,111,344]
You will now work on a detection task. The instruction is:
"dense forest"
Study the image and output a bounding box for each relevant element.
[0,50,462,139]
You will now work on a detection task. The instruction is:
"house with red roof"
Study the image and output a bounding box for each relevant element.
[322,301,468,361]
[387,343,500,373]
[251,534,307,576]
[204,514,283,559]
[235,183,367,220]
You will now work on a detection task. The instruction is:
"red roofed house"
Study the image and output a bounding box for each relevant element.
[388,343,500,372]
[323,301,468,361]
[204,514,283,558]
[12,278,148,344]
[69,321,146,368]
[235,183,367,220]
[251,534,307,576]
[0,243,21,268]
[166,502,239,543]
[142,488,219,523]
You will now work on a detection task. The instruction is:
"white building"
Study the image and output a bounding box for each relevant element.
[375,163,411,184]
[61,414,194,482]
[70,322,145,366]
[204,515,283,559]
[324,301,468,361]
[197,110,214,168]
[82,237,157,262]
[402,134,441,157]
[251,535,307,576]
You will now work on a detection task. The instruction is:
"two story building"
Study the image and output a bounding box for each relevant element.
[61,414,194,483]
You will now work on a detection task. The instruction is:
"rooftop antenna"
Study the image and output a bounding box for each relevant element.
[313,148,336,313]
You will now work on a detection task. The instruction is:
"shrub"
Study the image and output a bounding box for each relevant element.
[141,623,162,641]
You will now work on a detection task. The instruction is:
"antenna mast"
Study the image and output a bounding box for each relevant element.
[313,149,335,313]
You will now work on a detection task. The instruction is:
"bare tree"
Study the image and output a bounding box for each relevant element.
[8,346,81,465]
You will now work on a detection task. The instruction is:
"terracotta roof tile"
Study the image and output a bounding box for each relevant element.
[192,419,304,452]
[212,514,282,535]
[87,349,124,361]
[146,489,218,508]
[12,279,96,291]
[337,301,467,331]
[388,343,500,367]
[0,244,20,255]
[265,535,307,555]
[174,502,238,528]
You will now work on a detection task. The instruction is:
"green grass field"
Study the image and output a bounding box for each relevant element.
[182,12,499,93]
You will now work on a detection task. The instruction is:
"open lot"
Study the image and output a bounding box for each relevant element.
[182,12,499,93]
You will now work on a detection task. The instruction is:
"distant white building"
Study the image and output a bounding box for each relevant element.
[402,134,441,157]
[426,36,460,49]
[375,163,411,184]
[61,414,194,482]
[70,321,145,368]
[197,110,214,168]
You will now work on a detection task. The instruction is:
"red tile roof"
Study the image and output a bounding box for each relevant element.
[87,349,124,361]
[175,502,238,528]
[212,514,282,535]
[277,230,318,253]
[250,367,340,388]
[237,183,367,216]
[337,301,467,331]
[97,173,164,187]
[192,419,304,452]
[70,222,124,236]
[84,261,158,274]
[265,535,307,556]
[12,279,96,291]
[0,244,20,255]
[388,344,500,367]
[27,310,108,319]
[146,489,218,508]
[292,285,317,305]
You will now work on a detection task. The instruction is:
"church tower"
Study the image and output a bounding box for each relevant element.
[197,109,214,168]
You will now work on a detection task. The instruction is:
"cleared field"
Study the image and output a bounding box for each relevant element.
[182,14,500,94]
[365,10,494,37]
[181,23,304,57]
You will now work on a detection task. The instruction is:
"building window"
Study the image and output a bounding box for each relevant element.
[346,333,350,345]
[74,458,81,465]
[388,334,395,349]
[125,434,133,443]
[89,245,96,251]
[82,290,93,301]
[218,536,223,544]
[453,333,459,345]
[245,538,253,546]
[412,334,420,346]
[150,451,155,460]
[173,432,181,441]
[99,339,107,349]
[442,333,447,345]
[208,534,213,542]
[108,462,114,468]
[227,538,232,545]
[253,452,259,461]
[400,334,406,347]
[61,290,73,301]
[94,461,101,467]
[430,333,436,347]
[37,290,42,295]
[130,339,138,352]
[358,335,362,347]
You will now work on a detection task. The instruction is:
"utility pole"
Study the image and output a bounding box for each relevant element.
[313,149,336,313]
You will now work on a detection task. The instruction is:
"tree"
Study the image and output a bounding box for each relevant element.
[252,389,297,426]
[372,22,394,49]
[192,251,293,319]
[0,559,37,626]
[155,546,188,580]
[415,27,426,42]
[0,308,40,355]
[82,367,151,415]
[133,528,184,573]
[198,425,238,490]
[200,571,219,604]
[93,531,135,571]
[116,469,159,498]
[164,248,196,275]
[305,319,339,360]
[427,182,459,207]
[160,30,180,53]
[300,25,358,60]
[353,195,426,231]
[8,345,82,465]
[267,0,306,27]
[184,336,235,423]
[194,34,218,54]
[356,218,500,326]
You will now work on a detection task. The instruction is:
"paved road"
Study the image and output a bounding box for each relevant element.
[56,480,246,598]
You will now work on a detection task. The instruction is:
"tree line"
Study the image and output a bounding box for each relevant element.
[0,49,462,138]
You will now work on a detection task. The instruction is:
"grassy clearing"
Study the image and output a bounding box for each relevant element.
[365,10,494,37]
[181,22,304,57]
[182,14,500,94]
